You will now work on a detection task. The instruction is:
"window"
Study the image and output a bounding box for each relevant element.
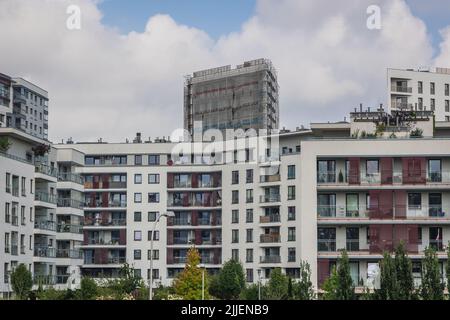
[246,269,254,283]
[148,212,157,222]
[30,179,33,194]
[288,186,296,200]
[135,155,142,165]
[232,210,239,224]
[134,174,142,184]
[246,229,253,243]
[148,193,160,203]
[430,82,435,95]
[429,227,443,251]
[232,171,239,184]
[148,269,159,280]
[429,193,442,217]
[134,231,142,241]
[346,193,359,217]
[418,97,423,109]
[246,169,253,183]
[246,189,253,203]
[232,249,239,260]
[318,228,336,251]
[20,206,25,225]
[317,160,335,183]
[148,174,160,184]
[428,159,442,182]
[418,81,423,94]
[246,249,253,263]
[232,190,239,204]
[134,212,142,222]
[232,230,239,243]
[148,155,160,165]
[21,177,26,196]
[431,98,435,111]
[366,160,379,176]
[5,173,11,193]
[5,203,10,223]
[134,193,142,203]
[288,227,296,241]
[318,194,336,217]
[246,209,253,223]
[445,100,449,112]
[134,250,141,260]
[287,165,296,179]
[29,208,33,222]
[346,227,359,251]
[288,206,296,221]
[408,193,422,209]
[446,84,449,96]
[288,248,296,262]
[148,250,159,260]
[148,230,160,241]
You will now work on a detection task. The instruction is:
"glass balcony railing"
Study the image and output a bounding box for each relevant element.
[57,223,83,234]
[57,198,84,209]
[84,217,126,226]
[35,163,58,178]
[259,195,281,203]
[58,173,84,185]
[34,246,56,258]
[56,249,83,259]
[346,239,360,252]
[34,220,57,232]
[318,239,336,252]
[391,85,412,93]
[317,205,450,219]
[260,255,281,263]
[260,214,281,223]
[35,192,57,205]
[260,234,280,243]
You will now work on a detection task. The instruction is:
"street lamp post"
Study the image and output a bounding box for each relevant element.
[149,211,175,301]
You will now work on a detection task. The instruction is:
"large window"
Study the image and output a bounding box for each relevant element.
[287,165,296,179]
[318,228,336,251]
[232,171,239,184]
[318,194,336,217]
[287,186,296,200]
[134,174,142,184]
[346,194,359,217]
[148,193,160,203]
[246,169,253,183]
[408,193,422,209]
[232,190,239,204]
[429,227,443,251]
[429,193,443,217]
[148,155,160,165]
[346,227,359,251]
[428,159,441,182]
[366,160,379,176]
[148,174,160,184]
[317,160,335,183]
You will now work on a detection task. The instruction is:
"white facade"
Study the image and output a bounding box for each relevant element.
[388,68,450,121]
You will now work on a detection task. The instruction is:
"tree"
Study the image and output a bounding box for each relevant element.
[394,242,414,299]
[10,264,33,300]
[287,277,293,299]
[335,250,355,300]
[322,266,338,300]
[213,259,245,300]
[173,247,210,300]
[239,284,263,300]
[0,137,11,152]
[79,277,98,300]
[377,251,398,300]
[420,247,444,300]
[265,268,288,300]
[295,260,315,300]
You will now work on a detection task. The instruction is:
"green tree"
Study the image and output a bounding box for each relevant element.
[106,263,145,299]
[153,284,175,300]
[336,250,355,300]
[322,266,338,300]
[10,264,33,300]
[265,268,288,300]
[287,277,293,299]
[79,277,98,300]
[0,137,11,152]
[394,242,414,299]
[36,287,66,300]
[377,251,398,300]
[295,260,315,300]
[213,259,245,300]
[420,247,444,300]
[173,247,210,300]
[239,284,264,300]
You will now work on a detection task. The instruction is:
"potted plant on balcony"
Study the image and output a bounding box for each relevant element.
[0,136,11,152]
[338,170,344,183]
[32,143,50,157]
[409,128,423,138]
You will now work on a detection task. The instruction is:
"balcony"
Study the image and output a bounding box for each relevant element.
[171,218,192,226]
[0,88,10,99]
[84,200,127,208]
[34,246,56,258]
[34,220,57,232]
[429,240,444,251]
[172,256,187,264]
[346,239,360,252]
[35,163,58,178]
[260,234,280,243]
[260,214,281,223]
[391,85,412,93]
[318,239,336,252]
[107,256,126,264]
[58,198,84,209]
[35,192,57,205]
[317,205,369,219]
[84,217,126,227]
[86,238,122,246]
[391,101,413,110]
[260,255,281,263]
[259,195,281,203]
[58,173,84,185]
[57,223,83,234]
[56,249,83,259]
[260,175,281,183]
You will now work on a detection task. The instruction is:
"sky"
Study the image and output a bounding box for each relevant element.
[0,0,450,143]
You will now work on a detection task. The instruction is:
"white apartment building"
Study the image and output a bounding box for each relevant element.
[388,67,450,121]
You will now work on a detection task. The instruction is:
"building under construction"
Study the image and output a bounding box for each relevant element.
[184,59,279,138]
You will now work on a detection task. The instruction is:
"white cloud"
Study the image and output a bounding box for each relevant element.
[0,0,445,142]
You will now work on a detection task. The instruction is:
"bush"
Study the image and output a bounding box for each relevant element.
[79,277,98,300]
[10,264,33,300]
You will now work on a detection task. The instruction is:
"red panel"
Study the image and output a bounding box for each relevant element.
[211,211,217,226]
[94,249,101,264]
[83,230,89,245]
[379,190,393,219]
[102,192,109,207]
[369,225,393,253]
[102,174,109,189]
[213,172,221,187]
[119,229,126,245]
[407,225,419,253]
[167,248,173,264]
[101,211,109,225]
[167,173,174,188]
[167,230,173,245]
[394,190,407,219]
[348,158,360,185]
[101,249,108,264]
[191,173,198,188]
[380,158,393,185]
[369,190,380,219]
[195,229,202,245]
[191,211,198,226]
[183,192,190,207]
[403,158,426,184]
[317,259,330,288]
[213,248,221,264]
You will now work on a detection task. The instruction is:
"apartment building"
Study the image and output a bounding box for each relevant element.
[184,59,279,138]
[388,67,450,121]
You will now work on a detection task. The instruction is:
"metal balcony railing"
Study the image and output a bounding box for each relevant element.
[260,234,280,243]
[35,192,57,205]
[57,223,83,234]
[260,214,281,223]
[260,175,281,183]
[34,220,57,232]
[346,239,360,252]
[11,245,18,256]
[35,163,58,178]
[391,85,412,93]
[260,255,281,263]
[34,246,56,258]
[56,249,83,259]
[259,195,281,203]
[57,198,84,209]
[58,173,84,185]
[318,239,336,252]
